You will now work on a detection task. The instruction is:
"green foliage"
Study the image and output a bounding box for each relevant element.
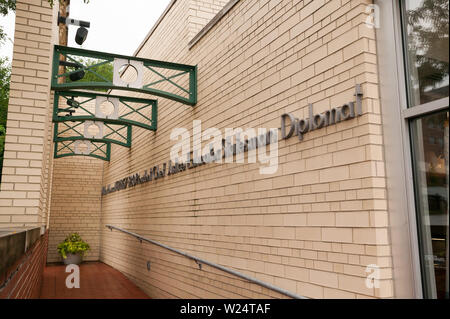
[57,233,90,259]
[66,58,114,92]
[0,0,15,44]
[0,57,10,183]
[0,0,15,15]
[0,57,10,126]
[0,131,5,182]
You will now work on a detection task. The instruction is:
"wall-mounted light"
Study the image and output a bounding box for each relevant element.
[67,97,80,108]
[57,12,91,45]
[59,60,85,81]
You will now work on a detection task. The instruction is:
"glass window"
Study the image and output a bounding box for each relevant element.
[411,110,449,299]
[401,0,449,299]
[402,0,449,106]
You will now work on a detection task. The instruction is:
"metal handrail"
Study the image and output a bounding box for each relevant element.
[105,224,307,299]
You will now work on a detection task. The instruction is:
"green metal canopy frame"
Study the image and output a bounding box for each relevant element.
[53,90,157,131]
[51,45,197,106]
[54,139,111,161]
[53,121,132,148]
[52,90,157,160]
[51,45,197,161]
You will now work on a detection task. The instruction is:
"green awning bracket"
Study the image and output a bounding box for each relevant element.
[53,91,157,131]
[51,45,197,106]
[53,121,132,148]
[54,139,111,161]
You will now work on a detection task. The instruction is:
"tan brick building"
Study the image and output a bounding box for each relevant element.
[0,0,448,299]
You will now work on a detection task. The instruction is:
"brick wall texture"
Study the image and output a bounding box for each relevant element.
[1,0,394,299]
[99,0,393,299]
[46,157,103,263]
[188,0,229,40]
[0,231,49,299]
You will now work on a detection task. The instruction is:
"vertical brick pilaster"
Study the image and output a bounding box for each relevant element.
[0,0,58,228]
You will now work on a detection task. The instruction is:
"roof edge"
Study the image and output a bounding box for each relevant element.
[188,0,241,49]
[132,0,178,57]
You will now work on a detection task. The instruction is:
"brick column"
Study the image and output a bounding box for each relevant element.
[0,0,58,227]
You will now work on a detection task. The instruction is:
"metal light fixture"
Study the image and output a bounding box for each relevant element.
[57,12,90,45]
[69,69,85,82]
[67,97,80,108]
[59,60,85,81]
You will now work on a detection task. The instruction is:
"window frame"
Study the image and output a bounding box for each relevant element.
[375,0,448,299]
[398,0,449,112]
[398,0,449,299]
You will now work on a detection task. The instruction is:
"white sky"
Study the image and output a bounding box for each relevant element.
[0,0,172,60]
[0,13,15,60]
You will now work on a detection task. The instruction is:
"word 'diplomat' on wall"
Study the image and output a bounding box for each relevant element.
[281,84,363,141]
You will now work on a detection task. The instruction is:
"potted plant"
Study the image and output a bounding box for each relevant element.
[57,233,90,265]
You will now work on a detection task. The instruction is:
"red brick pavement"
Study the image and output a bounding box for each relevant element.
[40,262,149,299]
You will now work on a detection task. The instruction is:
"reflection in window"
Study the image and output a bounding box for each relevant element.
[411,111,449,299]
[402,0,449,106]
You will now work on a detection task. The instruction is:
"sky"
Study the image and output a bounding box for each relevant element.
[0,13,15,60]
[0,0,172,61]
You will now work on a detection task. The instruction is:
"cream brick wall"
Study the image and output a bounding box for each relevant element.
[100,0,393,298]
[0,0,58,228]
[188,0,229,40]
[44,0,105,264]
[47,156,103,263]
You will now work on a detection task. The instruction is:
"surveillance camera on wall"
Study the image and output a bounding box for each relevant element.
[58,12,90,46]
[75,27,89,45]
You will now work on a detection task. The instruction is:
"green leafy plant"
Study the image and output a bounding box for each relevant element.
[0,57,10,183]
[57,233,90,259]
[0,0,15,44]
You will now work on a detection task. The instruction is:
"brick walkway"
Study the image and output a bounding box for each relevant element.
[40,262,149,299]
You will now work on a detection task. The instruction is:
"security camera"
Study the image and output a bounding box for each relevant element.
[58,12,90,46]
[75,27,88,45]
